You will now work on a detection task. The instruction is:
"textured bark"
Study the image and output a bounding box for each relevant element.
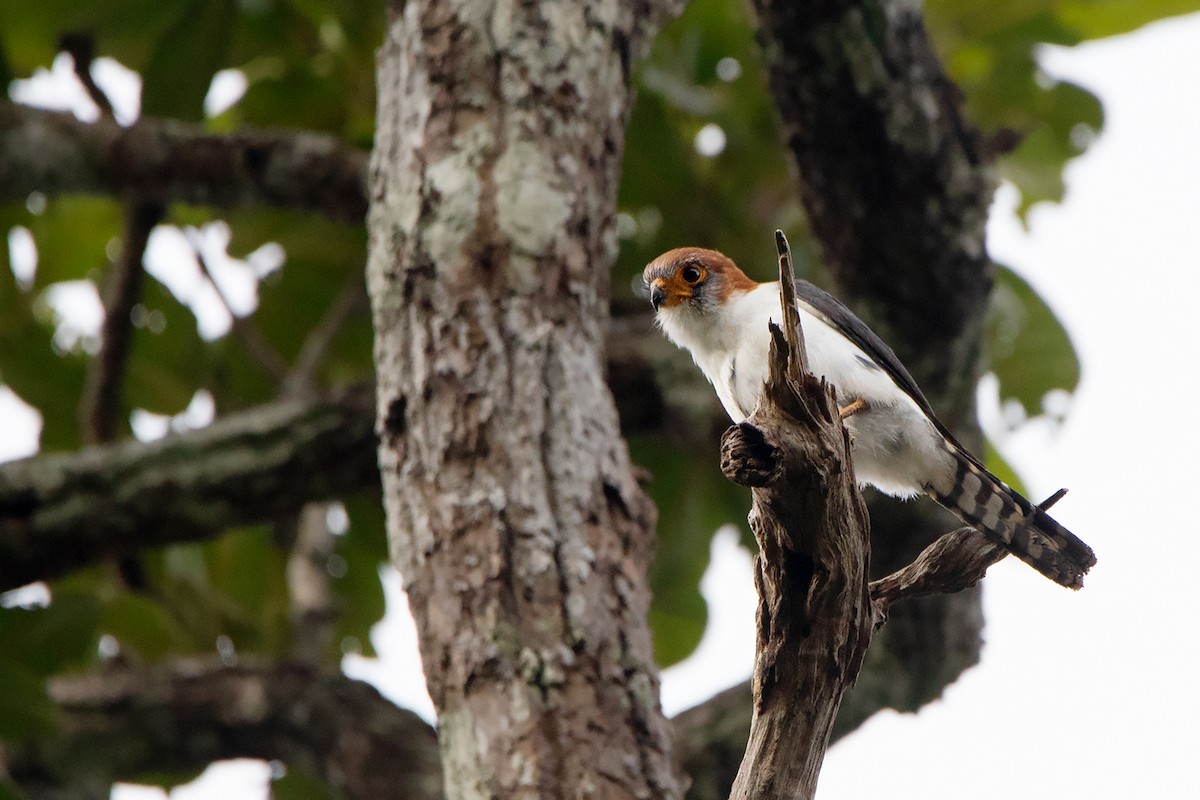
[3,658,829,800]
[672,684,756,800]
[870,526,1005,609]
[0,387,377,591]
[713,244,1014,799]
[367,1,683,798]
[716,247,873,800]
[751,0,993,399]
[0,102,367,220]
[752,0,999,734]
[5,661,442,800]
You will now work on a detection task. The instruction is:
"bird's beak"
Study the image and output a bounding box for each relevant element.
[649,281,667,311]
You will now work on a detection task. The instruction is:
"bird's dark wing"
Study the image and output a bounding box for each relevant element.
[794,279,982,465]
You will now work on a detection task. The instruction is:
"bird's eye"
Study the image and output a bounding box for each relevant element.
[681,266,702,284]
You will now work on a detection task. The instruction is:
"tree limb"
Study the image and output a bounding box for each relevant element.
[713,234,1017,799]
[4,659,787,800]
[870,527,1005,614]
[0,102,368,221]
[0,386,377,592]
[718,235,873,799]
[5,660,442,800]
[0,329,712,593]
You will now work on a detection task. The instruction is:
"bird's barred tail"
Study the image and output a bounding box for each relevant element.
[928,443,1097,589]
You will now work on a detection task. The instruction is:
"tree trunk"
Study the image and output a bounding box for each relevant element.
[367,1,682,798]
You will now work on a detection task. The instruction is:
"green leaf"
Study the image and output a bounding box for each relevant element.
[0,661,57,741]
[986,264,1080,418]
[23,198,123,290]
[272,766,336,800]
[1059,0,1200,39]
[224,208,365,270]
[0,220,86,452]
[925,1,1106,211]
[142,545,267,654]
[333,495,390,659]
[237,68,353,134]
[630,434,748,667]
[124,275,209,416]
[102,592,191,663]
[140,0,236,121]
[996,80,1103,211]
[204,525,289,655]
[0,0,96,77]
[0,777,29,800]
[0,590,101,675]
[984,440,1030,498]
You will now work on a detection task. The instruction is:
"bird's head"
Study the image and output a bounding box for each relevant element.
[642,247,757,316]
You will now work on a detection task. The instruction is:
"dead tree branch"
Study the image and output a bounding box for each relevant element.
[719,234,1021,799]
[719,234,873,799]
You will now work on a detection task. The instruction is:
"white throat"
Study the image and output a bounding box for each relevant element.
[657,288,765,366]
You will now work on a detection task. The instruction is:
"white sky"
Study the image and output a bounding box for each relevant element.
[3,10,1199,799]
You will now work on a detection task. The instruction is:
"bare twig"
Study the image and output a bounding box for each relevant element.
[187,231,289,381]
[60,33,115,119]
[78,199,163,445]
[870,489,1071,615]
[283,278,368,398]
[870,527,1005,614]
[774,229,808,377]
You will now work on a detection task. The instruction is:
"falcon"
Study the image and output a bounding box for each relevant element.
[644,246,1096,589]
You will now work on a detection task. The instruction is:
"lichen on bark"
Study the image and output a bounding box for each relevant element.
[367,1,683,797]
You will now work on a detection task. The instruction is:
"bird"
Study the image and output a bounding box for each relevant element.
[643,246,1096,589]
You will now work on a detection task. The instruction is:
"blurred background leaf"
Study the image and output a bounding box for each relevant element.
[987,264,1081,418]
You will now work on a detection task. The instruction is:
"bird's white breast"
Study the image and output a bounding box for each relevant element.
[657,283,953,498]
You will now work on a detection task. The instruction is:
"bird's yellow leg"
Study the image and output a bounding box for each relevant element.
[839,398,869,419]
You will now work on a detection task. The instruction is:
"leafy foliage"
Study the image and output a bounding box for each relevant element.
[924,0,1193,211]
[0,589,100,739]
[631,434,749,666]
[987,264,1081,418]
[0,0,1194,792]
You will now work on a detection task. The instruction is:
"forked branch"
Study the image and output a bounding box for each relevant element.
[720,231,873,799]
[720,231,1025,799]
